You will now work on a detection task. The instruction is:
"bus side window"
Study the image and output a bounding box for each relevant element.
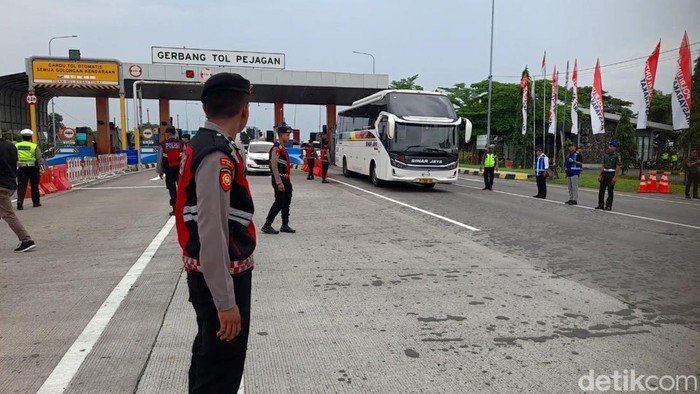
[378,119,388,148]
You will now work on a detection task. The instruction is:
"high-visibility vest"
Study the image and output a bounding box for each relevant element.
[16,141,37,165]
[484,153,496,168]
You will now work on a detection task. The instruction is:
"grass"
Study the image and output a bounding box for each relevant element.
[547,172,686,195]
[459,164,532,174]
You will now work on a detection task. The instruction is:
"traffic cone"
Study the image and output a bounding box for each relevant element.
[637,174,648,193]
[648,170,658,192]
[658,171,671,194]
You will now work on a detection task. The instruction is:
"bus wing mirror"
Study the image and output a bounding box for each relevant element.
[386,116,396,140]
[462,118,473,143]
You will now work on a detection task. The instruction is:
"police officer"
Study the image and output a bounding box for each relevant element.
[261,124,295,234]
[661,150,670,170]
[15,129,46,210]
[156,126,184,215]
[0,136,35,252]
[565,144,583,205]
[481,144,498,190]
[320,142,330,183]
[174,72,256,393]
[303,141,316,180]
[671,152,679,171]
[596,140,622,211]
[534,146,548,199]
[181,133,191,148]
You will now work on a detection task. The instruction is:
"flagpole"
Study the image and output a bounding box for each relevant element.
[561,61,569,166]
[542,63,547,157]
[485,0,495,144]
[532,75,536,169]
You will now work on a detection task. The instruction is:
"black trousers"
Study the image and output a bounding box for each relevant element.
[686,171,699,197]
[599,172,616,208]
[17,166,40,206]
[483,167,495,189]
[307,159,315,179]
[187,270,252,394]
[321,162,329,180]
[265,177,292,226]
[164,166,179,208]
[536,174,547,198]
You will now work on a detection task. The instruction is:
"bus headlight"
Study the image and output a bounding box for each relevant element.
[390,158,407,169]
[448,161,458,170]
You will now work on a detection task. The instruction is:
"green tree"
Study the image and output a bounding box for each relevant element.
[389,74,423,90]
[647,90,672,124]
[678,57,700,153]
[614,113,637,174]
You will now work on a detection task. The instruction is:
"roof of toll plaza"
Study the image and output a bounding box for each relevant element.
[1,58,389,105]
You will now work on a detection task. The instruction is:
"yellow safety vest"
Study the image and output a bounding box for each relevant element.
[16,141,37,165]
[484,153,496,168]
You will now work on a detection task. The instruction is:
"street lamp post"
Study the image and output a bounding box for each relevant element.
[48,35,77,147]
[486,0,495,145]
[352,51,375,74]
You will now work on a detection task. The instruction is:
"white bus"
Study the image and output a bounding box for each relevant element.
[335,90,472,188]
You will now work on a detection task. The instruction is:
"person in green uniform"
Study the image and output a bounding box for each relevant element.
[670,152,679,171]
[661,151,669,171]
[15,129,46,210]
[480,144,498,190]
[596,140,622,211]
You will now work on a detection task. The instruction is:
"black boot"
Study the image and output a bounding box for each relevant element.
[280,224,296,233]
[261,224,279,234]
[17,204,23,211]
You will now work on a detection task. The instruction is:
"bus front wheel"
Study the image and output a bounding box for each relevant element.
[343,157,352,178]
[370,163,384,187]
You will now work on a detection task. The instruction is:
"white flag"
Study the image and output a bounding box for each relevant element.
[571,59,579,135]
[548,67,558,134]
[521,69,529,135]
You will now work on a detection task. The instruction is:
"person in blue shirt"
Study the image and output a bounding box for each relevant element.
[565,144,583,205]
[534,146,548,199]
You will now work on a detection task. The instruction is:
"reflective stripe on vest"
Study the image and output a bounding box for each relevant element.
[484,153,495,167]
[16,141,37,164]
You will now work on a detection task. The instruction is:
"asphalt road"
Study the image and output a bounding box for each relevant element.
[1,168,698,392]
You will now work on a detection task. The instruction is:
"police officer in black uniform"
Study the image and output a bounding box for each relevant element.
[261,124,295,234]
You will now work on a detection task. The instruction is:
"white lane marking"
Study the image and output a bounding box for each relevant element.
[150,176,161,181]
[454,182,700,231]
[37,217,176,393]
[76,186,163,190]
[459,173,700,207]
[331,178,480,232]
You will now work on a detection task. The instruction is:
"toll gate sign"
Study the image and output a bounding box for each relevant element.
[152,46,285,69]
[32,60,120,86]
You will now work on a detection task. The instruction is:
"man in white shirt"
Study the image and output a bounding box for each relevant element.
[534,146,549,199]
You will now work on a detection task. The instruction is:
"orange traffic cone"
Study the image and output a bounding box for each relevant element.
[658,171,671,194]
[648,170,658,192]
[637,174,648,193]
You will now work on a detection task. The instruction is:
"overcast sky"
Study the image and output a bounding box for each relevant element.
[2,0,699,139]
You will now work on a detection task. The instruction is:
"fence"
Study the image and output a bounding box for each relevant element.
[66,154,128,185]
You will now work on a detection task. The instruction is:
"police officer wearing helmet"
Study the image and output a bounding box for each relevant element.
[15,129,46,210]
[596,140,622,211]
[156,126,184,215]
[174,72,256,392]
[261,124,295,234]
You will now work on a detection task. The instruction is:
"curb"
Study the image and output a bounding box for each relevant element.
[458,168,532,180]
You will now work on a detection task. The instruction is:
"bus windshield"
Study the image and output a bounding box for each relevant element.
[389,124,457,154]
[387,93,457,119]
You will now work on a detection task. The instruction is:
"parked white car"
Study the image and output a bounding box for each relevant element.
[245,141,273,174]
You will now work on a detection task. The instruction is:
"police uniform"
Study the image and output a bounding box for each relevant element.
[482,146,497,190]
[534,148,548,198]
[262,126,295,234]
[174,73,255,393]
[320,145,330,183]
[157,129,184,214]
[15,130,45,210]
[597,141,621,211]
[303,143,316,180]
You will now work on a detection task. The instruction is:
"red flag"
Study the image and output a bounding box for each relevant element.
[541,51,547,72]
[590,59,604,134]
[637,41,661,129]
[672,32,692,130]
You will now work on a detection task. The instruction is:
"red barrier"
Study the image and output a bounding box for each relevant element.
[41,168,59,193]
[52,164,72,191]
[313,159,322,177]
